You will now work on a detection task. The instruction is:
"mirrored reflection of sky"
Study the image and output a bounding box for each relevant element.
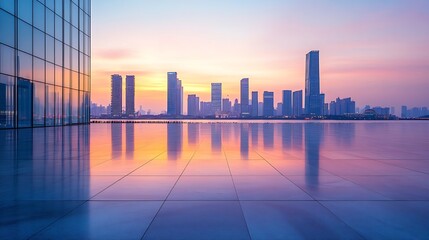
[92,0,429,113]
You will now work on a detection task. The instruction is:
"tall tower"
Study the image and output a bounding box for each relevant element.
[167,72,178,115]
[263,91,274,117]
[240,78,249,117]
[251,91,258,117]
[293,90,303,116]
[125,75,135,116]
[305,51,322,115]
[111,74,122,117]
[211,83,222,115]
[282,90,292,117]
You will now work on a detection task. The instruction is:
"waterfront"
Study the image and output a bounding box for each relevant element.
[1,121,429,239]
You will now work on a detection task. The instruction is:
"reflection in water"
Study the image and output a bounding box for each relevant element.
[188,123,199,147]
[111,124,122,159]
[240,124,249,158]
[167,123,183,159]
[292,123,303,150]
[211,124,222,152]
[305,123,324,186]
[126,123,134,158]
[281,124,292,150]
[263,124,274,149]
[250,123,259,147]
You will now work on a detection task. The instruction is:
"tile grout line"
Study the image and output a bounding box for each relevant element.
[140,150,196,240]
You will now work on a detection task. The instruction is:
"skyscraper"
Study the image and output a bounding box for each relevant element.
[126,75,135,116]
[263,91,274,117]
[222,98,231,113]
[293,90,303,116]
[211,83,222,115]
[187,94,199,116]
[0,0,91,128]
[240,78,249,117]
[251,91,258,117]
[282,90,292,117]
[167,72,183,115]
[111,74,122,117]
[305,51,323,115]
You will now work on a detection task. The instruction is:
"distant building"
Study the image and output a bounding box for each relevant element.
[125,75,135,116]
[258,102,264,117]
[111,74,122,117]
[329,97,356,115]
[200,102,212,116]
[222,98,231,113]
[233,98,240,116]
[251,91,258,117]
[187,94,200,116]
[373,106,390,116]
[293,90,303,116]
[305,51,323,115]
[276,103,283,116]
[401,106,408,118]
[240,78,250,117]
[211,83,222,115]
[263,91,274,117]
[282,90,292,117]
[167,72,183,116]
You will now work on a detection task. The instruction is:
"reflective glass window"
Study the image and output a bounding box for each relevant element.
[71,3,78,27]
[71,70,78,89]
[33,57,45,82]
[63,87,70,124]
[55,86,63,125]
[0,44,15,76]
[79,9,83,30]
[0,74,15,128]
[17,51,32,80]
[79,30,83,51]
[71,26,78,49]
[46,62,55,85]
[46,35,55,63]
[46,0,54,11]
[55,40,63,65]
[71,48,78,71]
[33,28,45,59]
[33,81,45,126]
[18,0,33,24]
[64,22,70,45]
[71,89,78,123]
[46,84,55,126]
[55,65,63,86]
[79,73,83,90]
[64,0,70,23]
[79,52,83,73]
[55,0,63,16]
[46,9,55,36]
[64,45,70,69]
[0,0,14,14]
[33,0,45,31]
[0,9,15,47]
[17,78,32,127]
[79,90,84,123]
[18,20,33,54]
[64,68,70,88]
[55,14,63,41]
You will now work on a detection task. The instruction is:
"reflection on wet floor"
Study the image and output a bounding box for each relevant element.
[1,121,429,239]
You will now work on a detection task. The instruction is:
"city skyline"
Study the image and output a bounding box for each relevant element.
[91,0,429,113]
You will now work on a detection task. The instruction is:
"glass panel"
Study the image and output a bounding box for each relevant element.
[63,87,70,124]
[79,9,83,30]
[17,51,32,80]
[83,13,88,35]
[55,86,63,125]
[64,21,70,45]
[46,84,55,126]
[18,20,33,54]
[55,14,63,41]
[33,28,45,59]
[46,35,55,63]
[82,74,87,91]
[33,57,45,82]
[0,44,15,76]
[84,91,89,123]
[71,89,78,123]
[0,0,14,14]
[33,0,45,31]
[46,9,55,36]
[79,52,83,73]
[0,9,15,47]
[55,0,63,16]
[17,78,32,127]
[55,39,63,65]
[64,68,70,87]
[64,44,70,69]
[33,80,45,126]
[71,3,78,27]
[83,54,88,74]
[46,0,54,11]
[71,70,78,89]
[18,0,33,24]
[0,74,15,128]
[55,65,63,86]
[46,62,55,84]
[79,30,83,52]
[79,73,83,90]
[71,48,78,71]
[64,0,70,23]
[71,26,78,49]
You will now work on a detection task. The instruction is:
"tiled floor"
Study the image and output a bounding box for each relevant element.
[1,121,429,239]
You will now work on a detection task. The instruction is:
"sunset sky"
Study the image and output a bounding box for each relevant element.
[91,0,429,114]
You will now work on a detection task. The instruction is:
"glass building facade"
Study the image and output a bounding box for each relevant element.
[0,0,91,129]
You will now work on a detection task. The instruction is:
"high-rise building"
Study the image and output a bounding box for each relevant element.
[329,97,356,115]
[111,74,122,117]
[401,106,408,118]
[240,78,249,117]
[293,90,303,116]
[125,75,135,116]
[251,91,258,117]
[222,98,231,113]
[305,51,323,115]
[200,101,212,116]
[0,0,91,128]
[167,72,182,115]
[211,83,222,115]
[263,91,274,117]
[282,90,292,117]
[187,94,199,116]
[276,103,283,116]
